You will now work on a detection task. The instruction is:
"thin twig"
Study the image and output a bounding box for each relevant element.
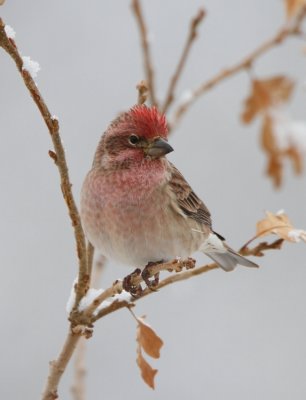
[161,8,206,114]
[170,5,306,130]
[240,238,284,257]
[131,0,158,106]
[136,80,149,104]
[0,19,89,310]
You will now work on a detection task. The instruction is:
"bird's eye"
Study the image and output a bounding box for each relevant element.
[129,134,140,145]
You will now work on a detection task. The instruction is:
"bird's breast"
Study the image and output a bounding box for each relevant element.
[80,163,204,266]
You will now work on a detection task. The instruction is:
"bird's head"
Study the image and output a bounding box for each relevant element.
[94,105,173,168]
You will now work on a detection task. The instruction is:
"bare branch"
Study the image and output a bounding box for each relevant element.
[170,5,306,130]
[131,0,158,106]
[240,238,284,257]
[0,19,89,309]
[161,8,206,114]
[42,331,81,400]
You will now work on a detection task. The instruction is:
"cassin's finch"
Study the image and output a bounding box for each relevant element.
[81,105,258,286]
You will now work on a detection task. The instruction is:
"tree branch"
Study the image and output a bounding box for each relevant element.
[161,8,206,114]
[0,19,89,310]
[170,5,306,130]
[131,0,158,106]
[42,331,81,400]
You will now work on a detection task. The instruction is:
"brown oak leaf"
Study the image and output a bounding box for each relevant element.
[241,77,294,124]
[257,211,306,242]
[136,316,163,358]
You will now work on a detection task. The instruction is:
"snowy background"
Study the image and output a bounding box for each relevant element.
[1,1,306,399]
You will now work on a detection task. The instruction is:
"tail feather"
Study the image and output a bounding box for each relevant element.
[201,233,259,272]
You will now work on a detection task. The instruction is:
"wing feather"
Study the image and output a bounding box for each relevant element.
[168,163,212,228]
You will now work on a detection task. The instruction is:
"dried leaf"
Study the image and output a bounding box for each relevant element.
[286,146,303,174]
[267,154,283,188]
[261,115,283,187]
[241,77,294,123]
[136,347,158,389]
[285,0,306,18]
[261,114,277,153]
[136,316,163,358]
[256,211,306,242]
[0,0,5,5]
[134,315,164,389]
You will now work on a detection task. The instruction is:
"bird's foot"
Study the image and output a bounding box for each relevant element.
[123,268,143,298]
[141,260,163,291]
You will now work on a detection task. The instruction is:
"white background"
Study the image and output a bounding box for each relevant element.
[1,1,306,399]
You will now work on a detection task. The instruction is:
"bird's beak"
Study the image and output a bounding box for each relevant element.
[145,137,174,158]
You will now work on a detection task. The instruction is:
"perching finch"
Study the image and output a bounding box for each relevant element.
[81,105,258,285]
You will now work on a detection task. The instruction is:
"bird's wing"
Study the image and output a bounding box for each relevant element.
[167,162,212,228]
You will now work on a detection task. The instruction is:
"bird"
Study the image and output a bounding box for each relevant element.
[80,105,258,290]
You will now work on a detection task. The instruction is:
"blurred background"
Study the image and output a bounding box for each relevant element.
[1,1,306,399]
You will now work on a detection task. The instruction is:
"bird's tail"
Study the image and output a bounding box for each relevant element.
[201,232,259,272]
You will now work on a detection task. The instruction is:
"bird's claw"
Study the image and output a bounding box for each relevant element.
[122,268,143,298]
[141,261,162,291]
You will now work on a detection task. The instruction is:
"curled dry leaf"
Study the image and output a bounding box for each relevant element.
[242,76,302,187]
[0,0,5,5]
[136,347,158,389]
[136,316,163,358]
[285,146,303,174]
[135,315,164,389]
[257,211,306,243]
[241,76,294,124]
[285,0,306,19]
[261,111,305,187]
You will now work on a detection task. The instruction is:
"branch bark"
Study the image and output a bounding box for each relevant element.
[42,331,81,400]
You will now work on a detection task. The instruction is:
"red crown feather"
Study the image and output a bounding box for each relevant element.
[129,105,168,139]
